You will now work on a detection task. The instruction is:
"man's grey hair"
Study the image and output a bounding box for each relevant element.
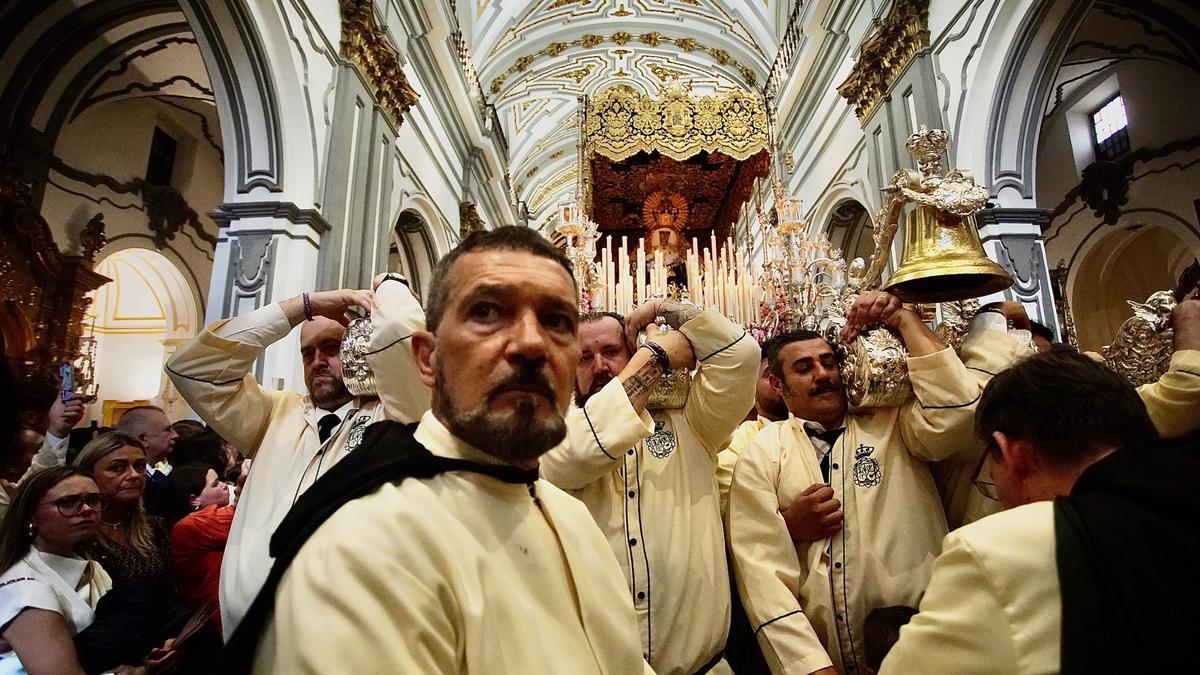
[115,405,166,435]
[424,227,575,332]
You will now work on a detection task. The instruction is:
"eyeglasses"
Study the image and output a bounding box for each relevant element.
[971,447,999,502]
[39,493,111,517]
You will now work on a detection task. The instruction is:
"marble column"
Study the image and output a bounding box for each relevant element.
[976,207,1061,339]
[207,202,329,393]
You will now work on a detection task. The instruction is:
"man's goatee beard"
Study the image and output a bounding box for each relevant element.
[437,366,567,465]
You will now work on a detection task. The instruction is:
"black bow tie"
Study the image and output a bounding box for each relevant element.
[317,413,341,442]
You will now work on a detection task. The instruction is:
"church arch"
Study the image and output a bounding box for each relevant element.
[1067,222,1196,351]
[391,210,438,297]
[89,247,200,421]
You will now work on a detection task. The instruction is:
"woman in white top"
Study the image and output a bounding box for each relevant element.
[0,466,111,674]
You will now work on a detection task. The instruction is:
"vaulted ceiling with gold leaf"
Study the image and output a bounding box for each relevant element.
[458,0,786,230]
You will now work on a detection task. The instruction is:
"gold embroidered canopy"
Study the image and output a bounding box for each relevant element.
[583,84,769,162]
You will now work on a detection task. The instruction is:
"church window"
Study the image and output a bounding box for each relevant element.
[145,126,178,186]
[1091,94,1130,161]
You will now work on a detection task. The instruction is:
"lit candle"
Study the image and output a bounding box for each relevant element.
[637,240,646,306]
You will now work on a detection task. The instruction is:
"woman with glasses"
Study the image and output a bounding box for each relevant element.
[72,432,172,590]
[0,466,111,671]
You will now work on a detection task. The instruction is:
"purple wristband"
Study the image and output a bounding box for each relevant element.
[303,292,314,321]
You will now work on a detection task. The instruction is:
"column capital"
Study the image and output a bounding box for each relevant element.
[210,201,331,234]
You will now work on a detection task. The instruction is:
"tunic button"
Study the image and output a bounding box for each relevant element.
[834,562,842,569]
[629,538,638,546]
[831,463,839,470]
[836,613,844,622]
[637,591,646,600]
[628,449,635,455]
[629,490,636,498]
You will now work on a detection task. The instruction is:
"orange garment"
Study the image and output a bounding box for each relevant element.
[171,504,235,632]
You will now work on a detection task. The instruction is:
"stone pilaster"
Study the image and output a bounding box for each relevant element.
[976,207,1060,339]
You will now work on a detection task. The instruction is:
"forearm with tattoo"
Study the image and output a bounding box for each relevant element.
[658,299,702,329]
[619,349,665,413]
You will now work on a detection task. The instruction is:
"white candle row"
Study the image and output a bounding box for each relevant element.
[595,234,763,325]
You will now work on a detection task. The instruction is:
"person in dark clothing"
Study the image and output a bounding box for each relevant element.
[882,347,1198,673]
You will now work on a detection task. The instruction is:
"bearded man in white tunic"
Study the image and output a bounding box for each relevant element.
[249,227,649,674]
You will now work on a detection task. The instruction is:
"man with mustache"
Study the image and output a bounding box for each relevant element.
[240,227,648,673]
[166,276,428,638]
[541,298,760,674]
[727,290,1032,675]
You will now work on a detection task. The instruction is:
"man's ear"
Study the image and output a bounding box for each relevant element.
[992,430,1033,479]
[767,371,786,398]
[412,330,437,388]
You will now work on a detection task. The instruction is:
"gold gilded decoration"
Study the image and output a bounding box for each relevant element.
[849,126,1011,303]
[558,65,594,83]
[584,83,769,162]
[649,63,686,82]
[340,0,420,128]
[836,0,929,123]
[491,33,758,97]
[648,368,691,410]
[0,169,110,371]
[1102,291,1177,387]
[548,150,565,159]
[613,4,633,17]
[459,202,486,238]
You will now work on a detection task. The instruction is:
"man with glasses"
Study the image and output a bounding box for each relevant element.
[880,346,1199,673]
[726,291,1031,675]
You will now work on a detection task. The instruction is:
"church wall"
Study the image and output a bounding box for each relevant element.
[39,96,221,317]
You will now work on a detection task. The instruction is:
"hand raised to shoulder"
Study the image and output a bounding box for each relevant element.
[840,290,904,343]
[282,289,373,327]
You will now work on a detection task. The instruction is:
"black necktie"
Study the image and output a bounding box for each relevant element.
[808,428,843,482]
[317,413,340,442]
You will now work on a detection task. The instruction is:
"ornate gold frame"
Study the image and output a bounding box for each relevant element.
[340,0,420,129]
[582,84,769,163]
[836,0,930,123]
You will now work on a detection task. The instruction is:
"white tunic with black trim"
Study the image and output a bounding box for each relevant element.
[543,308,760,675]
[253,413,650,674]
[727,330,1024,675]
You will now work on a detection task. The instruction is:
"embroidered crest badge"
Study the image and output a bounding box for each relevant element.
[345,414,371,453]
[646,421,677,459]
[852,443,882,488]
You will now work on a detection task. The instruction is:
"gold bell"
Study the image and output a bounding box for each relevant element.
[883,204,1013,303]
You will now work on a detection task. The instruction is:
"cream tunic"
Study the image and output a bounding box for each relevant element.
[880,501,1060,675]
[253,412,650,674]
[165,280,428,637]
[728,332,1021,675]
[543,308,760,674]
[717,417,769,518]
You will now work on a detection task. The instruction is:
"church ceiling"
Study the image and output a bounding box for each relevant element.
[461,0,783,228]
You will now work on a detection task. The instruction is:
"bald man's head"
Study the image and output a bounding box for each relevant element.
[116,406,177,464]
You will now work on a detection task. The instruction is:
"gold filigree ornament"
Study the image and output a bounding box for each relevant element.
[339,0,420,129]
[1102,290,1176,387]
[780,127,1004,410]
[584,83,768,162]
